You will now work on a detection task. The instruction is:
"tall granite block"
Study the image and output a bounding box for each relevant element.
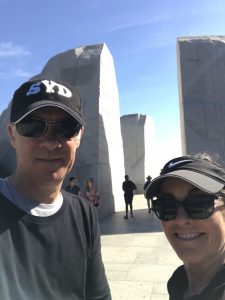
[0,105,16,173]
[121,114,154,193]
[0,44,125,217]
[177,36,225,162]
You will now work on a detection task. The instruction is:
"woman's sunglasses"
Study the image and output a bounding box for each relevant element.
[152,194,219,221]
[14,117,82,139]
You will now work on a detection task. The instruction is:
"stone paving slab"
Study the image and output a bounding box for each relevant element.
[99,195,182,299]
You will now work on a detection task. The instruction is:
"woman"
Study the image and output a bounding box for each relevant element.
[83,178,100,207]
[145,154,225,300]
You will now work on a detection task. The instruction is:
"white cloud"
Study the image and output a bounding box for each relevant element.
[0,67,31,79]
[0,42,31,58]
[105,0,225,35]
[106,13,172,33]
[122,33,175,55]
[0,42,32,78]
[13,68,31,77]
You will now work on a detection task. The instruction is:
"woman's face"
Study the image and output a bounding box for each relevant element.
[87,179,93,188]
[160,177,225,266]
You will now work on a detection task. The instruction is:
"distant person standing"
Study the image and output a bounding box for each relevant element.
[143,175,152,213]
[65,176,81,195]
[83,177,100,208]
[122,175,137,219]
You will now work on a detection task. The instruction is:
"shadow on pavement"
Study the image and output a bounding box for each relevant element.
[99,208,163,235]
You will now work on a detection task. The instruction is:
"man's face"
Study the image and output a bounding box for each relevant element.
[160,177,225,267]
[8,107,83,186]
[70,179,77,187]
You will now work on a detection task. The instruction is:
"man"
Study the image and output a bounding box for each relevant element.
[0,79,111,300]
[145,155,225,299]
[65,176,81,195]
[143,175,152,213]
[122,175,137,219]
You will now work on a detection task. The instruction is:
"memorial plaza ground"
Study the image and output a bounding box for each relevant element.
[99,195,182,300]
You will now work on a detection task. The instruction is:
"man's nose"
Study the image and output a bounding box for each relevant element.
[39,128,62,150]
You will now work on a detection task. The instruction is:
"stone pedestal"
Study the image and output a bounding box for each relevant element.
[121,114,154,193]
[177,36,225,162]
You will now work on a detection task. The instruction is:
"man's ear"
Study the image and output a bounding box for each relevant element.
[7,123,16,149]
[76,127,84,147]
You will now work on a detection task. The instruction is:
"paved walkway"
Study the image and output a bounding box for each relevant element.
[99,195,182,300]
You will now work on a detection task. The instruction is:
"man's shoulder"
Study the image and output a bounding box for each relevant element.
[129,180,136,188]
[62,190,94,213]
[63,190,84,202]
[61,191,99,238]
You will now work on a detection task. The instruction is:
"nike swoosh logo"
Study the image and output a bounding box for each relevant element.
[168,159,193,168]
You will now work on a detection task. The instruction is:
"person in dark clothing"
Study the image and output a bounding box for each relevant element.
[145,154,225,300]
[167,265,225,300]
[65,176,81,195]
[143,175,152,213]
[122,175,137,219]
[0,78,111,300]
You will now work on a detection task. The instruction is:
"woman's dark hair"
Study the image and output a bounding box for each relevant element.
[87,177,93,183]
[86,177,94,189]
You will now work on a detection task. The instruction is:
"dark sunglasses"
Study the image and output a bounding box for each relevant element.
[152,194,219,221]
[15,117,82,139]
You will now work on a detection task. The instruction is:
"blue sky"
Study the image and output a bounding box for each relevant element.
[1,0,225,172]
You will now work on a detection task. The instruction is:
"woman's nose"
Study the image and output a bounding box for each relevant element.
[175,206,191,221]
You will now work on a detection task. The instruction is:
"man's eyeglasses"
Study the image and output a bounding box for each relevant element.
[14,117,82,139]
[152,194,221,221]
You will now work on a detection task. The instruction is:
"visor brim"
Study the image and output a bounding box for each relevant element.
[145,170,224,199]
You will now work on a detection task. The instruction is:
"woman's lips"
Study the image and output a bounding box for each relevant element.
[174,232,205,240]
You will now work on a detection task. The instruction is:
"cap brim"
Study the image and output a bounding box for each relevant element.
[145,170,224,199]
[14,101,85,126]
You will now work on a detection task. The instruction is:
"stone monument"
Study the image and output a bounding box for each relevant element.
[121,114,154,193]
[0,44,125,217]
[177,36,225,163]
[0,104,16,173]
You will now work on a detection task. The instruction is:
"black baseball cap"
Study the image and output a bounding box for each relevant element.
[10,79,85,126]
[145,156,225,199]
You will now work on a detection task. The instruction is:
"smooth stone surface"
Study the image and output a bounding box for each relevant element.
[177,36,225,160]
[0,105,16,174]
[121,114,154,193]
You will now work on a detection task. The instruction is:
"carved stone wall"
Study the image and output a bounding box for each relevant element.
[0,104,16,173]
[177,36,225,163]
[121,114,154,193]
